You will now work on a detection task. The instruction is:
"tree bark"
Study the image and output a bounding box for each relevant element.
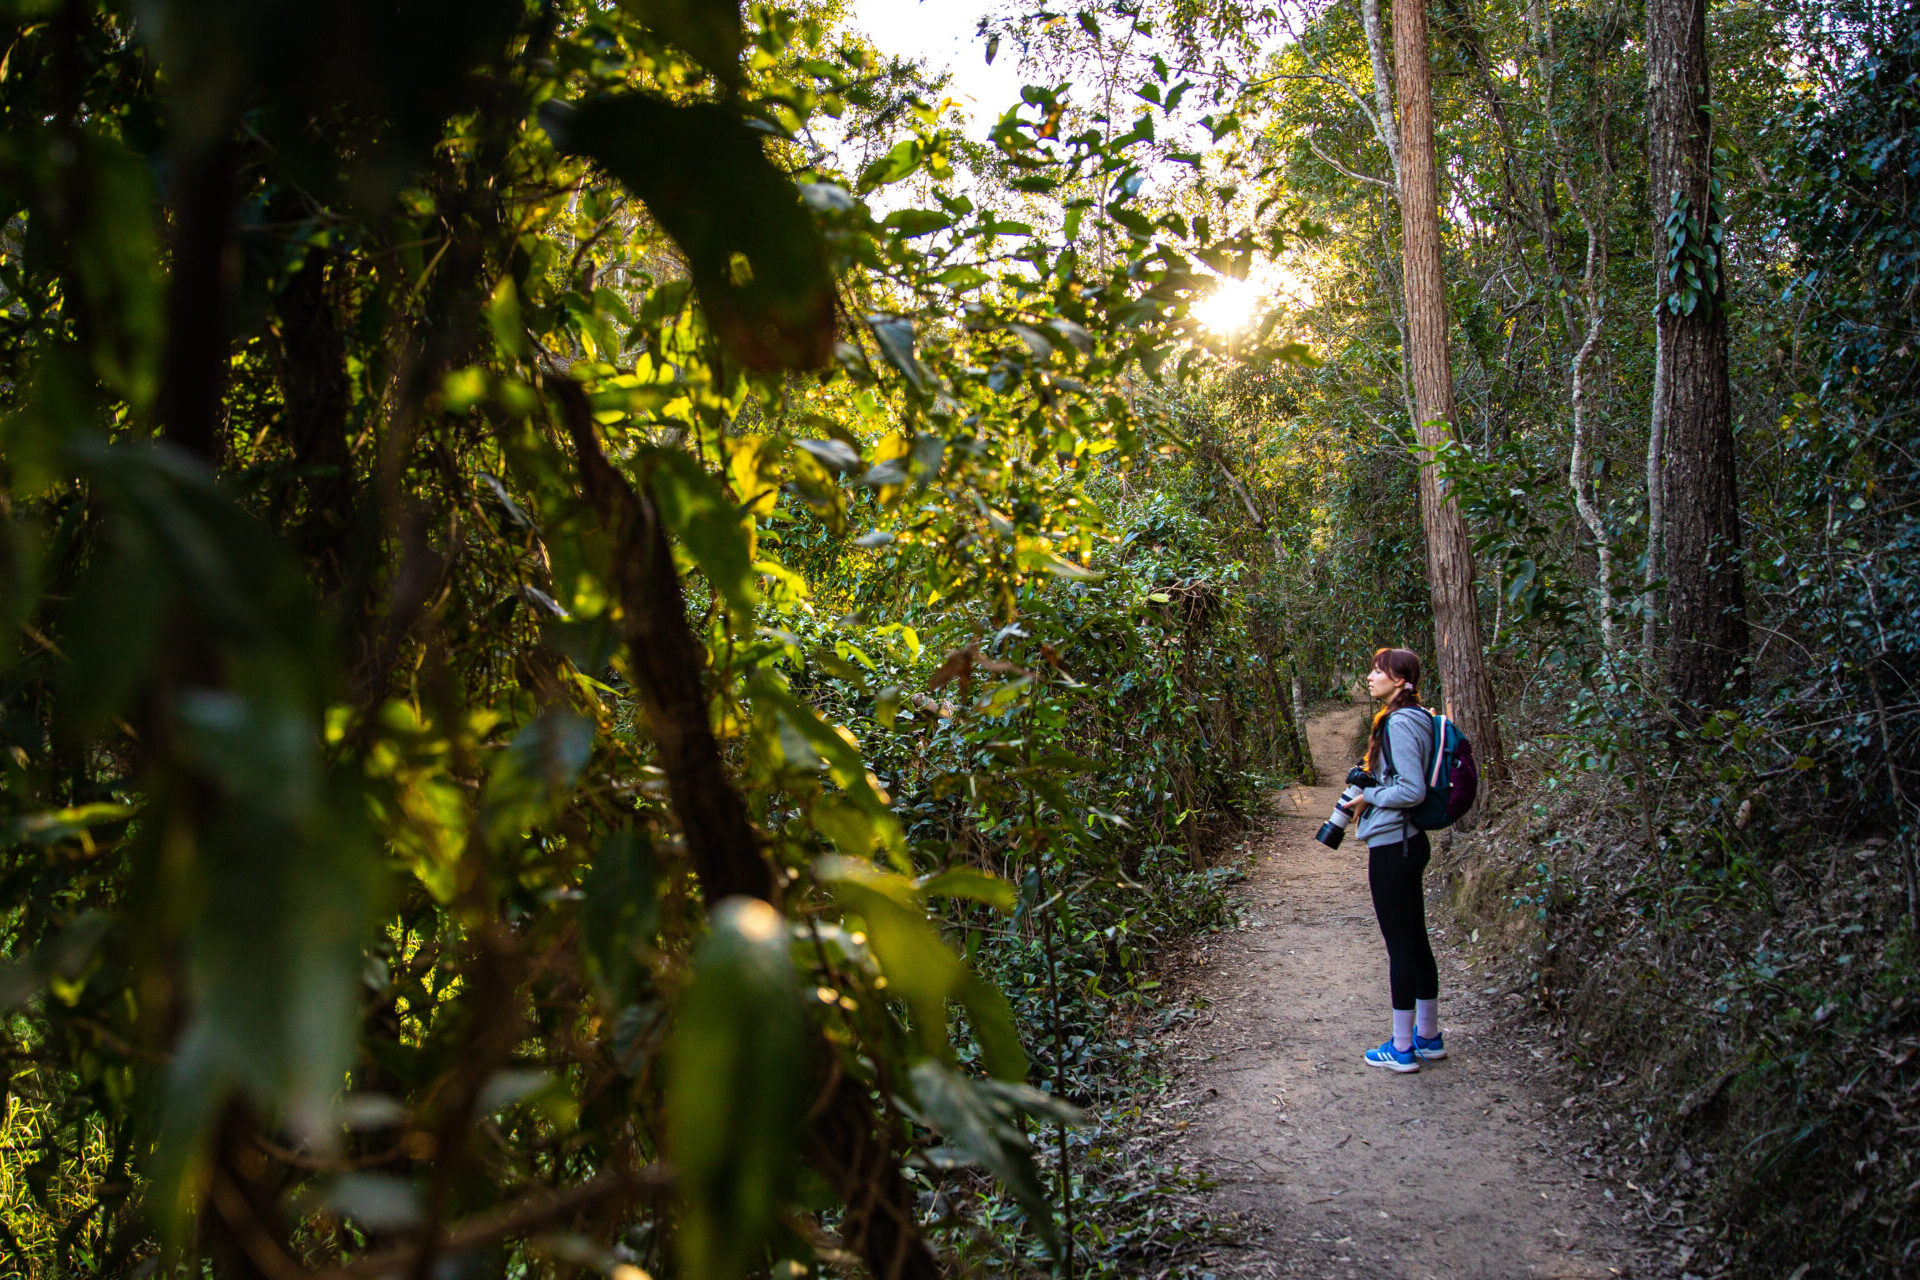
[1648,0,1747,712]
[1392,0,1509,781]
[1359,0,1401,187]
[271,252,358,588]
[157,141,237,464]
[1569,308,1617,654]
[1642,324,1666,656]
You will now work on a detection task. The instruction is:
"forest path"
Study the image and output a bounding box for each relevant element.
[1161,699,1655,1280]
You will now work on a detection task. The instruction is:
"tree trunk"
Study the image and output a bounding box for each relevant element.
[157,141,236,465]
[1569,309,1617,655]
[1648,0,1747,712]
[1642,324,1666,656]
[1392,0,1509,781]
[1530,6,1621,659]
[1360,0,1402,187]
[1270,664,1309,776]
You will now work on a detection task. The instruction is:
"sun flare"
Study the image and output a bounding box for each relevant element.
[1193,275,1263,336]
[1190,259,1318,340]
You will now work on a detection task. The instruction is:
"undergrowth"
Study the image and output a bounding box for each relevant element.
[1447,768,1920,1279]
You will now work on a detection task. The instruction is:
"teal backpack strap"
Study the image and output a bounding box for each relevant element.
[1378,705,1429,778]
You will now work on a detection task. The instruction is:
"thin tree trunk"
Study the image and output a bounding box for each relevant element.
[158,141,237,464]
[1360,1,1422,446]
[1270,665,1309,776]
[1569,309,1617,654]
[1642,297,1667,657]
[1360,0,1402,187]
[1648,0,1747,713]
[1532,7,1620,657]
[1211,451,1286,565]
[1392,0,1509,781]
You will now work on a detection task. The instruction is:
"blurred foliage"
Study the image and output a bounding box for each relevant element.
[0,0,1309,1277]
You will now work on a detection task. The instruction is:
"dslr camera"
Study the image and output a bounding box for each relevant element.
[1314,765,1378,849]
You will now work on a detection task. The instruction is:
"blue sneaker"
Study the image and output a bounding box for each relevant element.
[1364,1039,1420,1073]
[1413,1031,1447,1060]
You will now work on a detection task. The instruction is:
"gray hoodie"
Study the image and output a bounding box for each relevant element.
[1357,706,1433,848]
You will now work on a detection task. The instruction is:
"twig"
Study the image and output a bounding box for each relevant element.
[1304,136,1395,192]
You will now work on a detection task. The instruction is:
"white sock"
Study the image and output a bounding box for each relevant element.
[1392,1008,1414,1052]
[1415,999,1439,1040]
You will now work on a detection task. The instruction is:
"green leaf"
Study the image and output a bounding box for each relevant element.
[936,265,991,290]
[66,133,165,410]
[579,830,660,1006]
[550,94,835,370]
[757,688,904,860]
[958,973,1028,1081]
[650,448,758,622]
[859,139,923,192]
[1009,324,1054,359]
[482,709,596,844]
[867,314,930,393]
[1009,174,1060,193]
[1016,543,1103,581]
[917,866,1016,913]
[883,207,952,237]
[907,1061,1075,1249]
[795,438,862,472]
[1108,206,1156,238]
[0,912,115,1013]
[486,276,530,360]
[667,898,809,1280]
[616,0,744,87]
[0,802,139,852]
[818,859,968,1059]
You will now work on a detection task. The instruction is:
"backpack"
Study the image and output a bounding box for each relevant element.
[1380,707,1479,831]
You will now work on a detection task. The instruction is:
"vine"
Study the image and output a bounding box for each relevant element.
[1658,176,1728,320]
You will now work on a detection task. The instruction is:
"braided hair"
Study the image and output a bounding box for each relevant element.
[1366,647,1424,772]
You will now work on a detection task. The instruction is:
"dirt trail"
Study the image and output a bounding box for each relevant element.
[1162,699,1659,1280]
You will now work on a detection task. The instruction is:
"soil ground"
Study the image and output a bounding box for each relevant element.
[1159,699,1672,1280]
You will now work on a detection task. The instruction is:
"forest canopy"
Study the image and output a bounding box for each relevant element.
[0,0,1915,1277]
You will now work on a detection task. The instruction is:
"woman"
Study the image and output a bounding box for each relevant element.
[1354,647,1445,1073]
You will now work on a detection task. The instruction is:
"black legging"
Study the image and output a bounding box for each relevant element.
[1368,831,1439,1010]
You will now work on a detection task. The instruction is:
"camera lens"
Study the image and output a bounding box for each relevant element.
[1315,782,1364,849]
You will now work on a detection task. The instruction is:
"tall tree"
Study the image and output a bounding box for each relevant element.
[1648,0,1748,708]
[1391,0,1510,779]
